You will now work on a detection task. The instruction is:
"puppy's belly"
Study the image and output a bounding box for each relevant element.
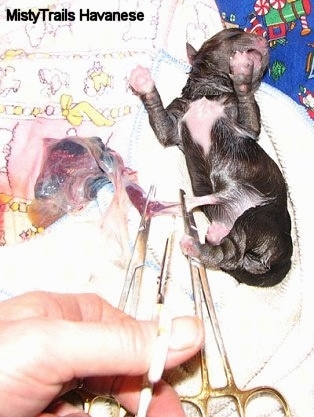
[182,98,225,154]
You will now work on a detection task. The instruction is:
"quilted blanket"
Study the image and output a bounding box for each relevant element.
[0,1,314,416]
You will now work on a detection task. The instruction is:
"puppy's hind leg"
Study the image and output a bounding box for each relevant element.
[180,231,240,271]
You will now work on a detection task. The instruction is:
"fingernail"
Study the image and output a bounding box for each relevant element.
[169,316,204,351]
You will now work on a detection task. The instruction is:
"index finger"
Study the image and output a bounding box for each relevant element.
[0,291,126,322]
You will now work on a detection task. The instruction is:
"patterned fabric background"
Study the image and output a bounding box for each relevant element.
[216,0,314,120]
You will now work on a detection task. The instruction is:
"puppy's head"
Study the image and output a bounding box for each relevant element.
[187,28,269,89]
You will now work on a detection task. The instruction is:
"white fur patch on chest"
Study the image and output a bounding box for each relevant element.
[181,97,225,154]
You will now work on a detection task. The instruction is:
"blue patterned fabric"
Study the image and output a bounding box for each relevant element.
[216,0,314,121]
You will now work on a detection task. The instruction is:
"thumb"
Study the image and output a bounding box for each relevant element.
[49,315,204,380]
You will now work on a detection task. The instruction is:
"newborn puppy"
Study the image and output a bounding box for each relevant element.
[129,28,292,287]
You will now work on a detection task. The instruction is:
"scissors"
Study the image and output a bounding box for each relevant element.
[179,189,291,417]
[61,389,122,417]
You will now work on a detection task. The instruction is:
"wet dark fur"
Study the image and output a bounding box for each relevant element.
[134,29,292,286]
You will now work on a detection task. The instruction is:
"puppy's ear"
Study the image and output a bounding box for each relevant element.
[186,43,197,64]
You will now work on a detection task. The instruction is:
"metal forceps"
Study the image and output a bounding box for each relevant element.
[118,184,173,417]
[118,184,155,314]
[70,186,160,417]
[179,189,291,417]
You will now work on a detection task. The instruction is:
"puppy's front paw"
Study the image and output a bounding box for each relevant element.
[129,65,155,95]
[229,51,254,94]
[180,234,201,258]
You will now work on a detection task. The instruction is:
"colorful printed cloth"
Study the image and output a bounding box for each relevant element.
[216,0,314,120]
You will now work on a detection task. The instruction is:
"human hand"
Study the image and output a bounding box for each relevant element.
[0,291,203,417]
